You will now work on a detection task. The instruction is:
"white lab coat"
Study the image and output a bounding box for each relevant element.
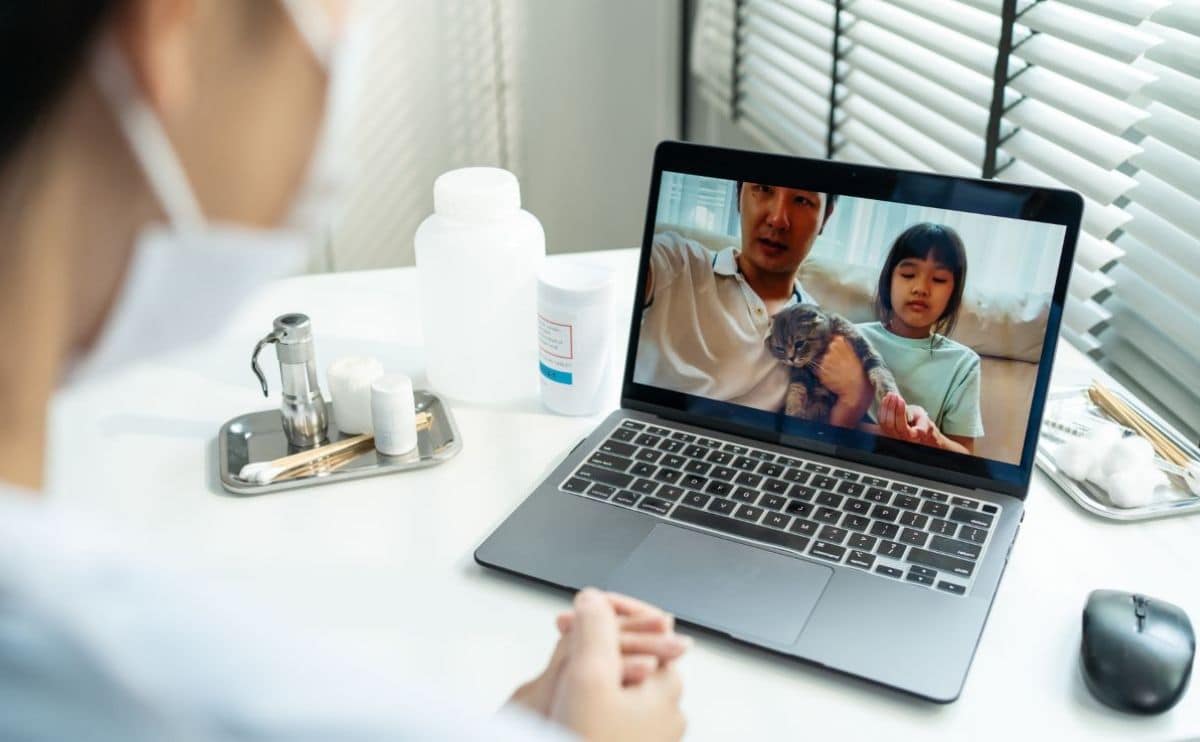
[0,487,570,741]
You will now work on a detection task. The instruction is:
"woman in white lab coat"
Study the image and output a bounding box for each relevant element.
[0,1,687,739]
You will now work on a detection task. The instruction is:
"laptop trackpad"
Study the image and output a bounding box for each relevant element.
[601,524,832,646]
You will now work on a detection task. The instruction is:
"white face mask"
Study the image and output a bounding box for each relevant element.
[70,1,363,384]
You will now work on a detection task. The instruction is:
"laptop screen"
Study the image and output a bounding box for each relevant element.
[623,143,1081,495]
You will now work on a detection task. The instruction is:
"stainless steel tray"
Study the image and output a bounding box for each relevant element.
[1035,386,1200,521]
[218,390,461,495]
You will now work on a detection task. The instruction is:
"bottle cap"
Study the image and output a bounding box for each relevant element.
[434,167,521,224]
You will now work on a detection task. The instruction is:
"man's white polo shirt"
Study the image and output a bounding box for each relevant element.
[632,231,811,413]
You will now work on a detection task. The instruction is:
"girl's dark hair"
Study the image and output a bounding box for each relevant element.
[0,1,125,167]
[874,222,968,346]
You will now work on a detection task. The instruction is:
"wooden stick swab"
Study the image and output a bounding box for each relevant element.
[1088,383,1190,466]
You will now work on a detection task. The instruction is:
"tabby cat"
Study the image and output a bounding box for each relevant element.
[765,304,898,422]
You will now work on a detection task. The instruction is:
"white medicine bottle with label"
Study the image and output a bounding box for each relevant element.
[537,262,616,416]
[415,168,545,404]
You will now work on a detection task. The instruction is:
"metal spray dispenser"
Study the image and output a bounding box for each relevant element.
[250,313,329,448]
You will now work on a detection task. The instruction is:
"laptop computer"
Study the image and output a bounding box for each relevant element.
[476,141,1082,702]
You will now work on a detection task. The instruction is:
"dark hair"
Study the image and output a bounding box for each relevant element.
[874,222,968,346]
[0,1,126,167]
[735,180,838,228]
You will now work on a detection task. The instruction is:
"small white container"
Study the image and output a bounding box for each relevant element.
[371,373,418,456]
[327,356,385,434]
[537,262,616,416]
[414,167,545,404]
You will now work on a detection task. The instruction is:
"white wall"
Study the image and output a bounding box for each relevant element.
[330,0,681,270]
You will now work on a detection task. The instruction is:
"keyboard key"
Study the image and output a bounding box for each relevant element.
[893,494,920,510]
[710,465,736,481]
[937,581,966,595]
[832,470,860,482]
[816,492,844,508]
[722,443,748,455]
[563,477,589,493]
[683,444,708,459]
[635,434,661,447]
[611,427,637,442]
[930,535,982,560]
[788,484,816,500]
[875,565,903,579]
[814,506,842,524]
[860,476,888,487]
[670,505,810,553]
[920,500,949,517]
[705,480,733,497]
[949,507,994,529]
[818,525,849,544]
[891,483,919,494]
[848,533,877,550]
[683,460,711,476]
[646,426,670,436]
[658,439,684,453]
[683,492,710,508]
[657,485,685,502]
[900,528,929,547]
[589,483,616,498]
[732,487,759,503]
[732,456,758,471]
[836,481,864,497]
[620,420,645,430]
[707,498,736,515]
[653,469,682,485]
[810,541,846,562]
[789,518,818,536]
[707,450,733,465]
[735,504,765,522]
[812,475,837,489]
[764,512,790,529]
[958,526,988,543]
[805,462,831,474]
[575,465,633,488]
[734,472,763,488]
[662,454,687,469]
[762,478,789,495]
[630,462,656,478]
[697,437,721,449]
[899,512,929,529]
[921,489,948,502]
[877,540,906,559]
[841,514,870,532]
[613,490,639,506]
[871,505,899,522]
[671,431,696,442]
[785,500,814,517]
[749,450,775,461]
[680,474,707,490]
[906,571,934,586]
[760,494,787,511]
[907,547,975,578]
[638,497,672,515]
[599,440,637,457]
[870,522,899,539]
[783,468,810,484]
[589,452,633,471]
[631,478,658,495]
[951,496,977,509]
[909,565,936,578]
[847,550,876,569]
[982,503,998,514]
[758,462,785,477]
[865,487,892,503]
[845,499,871,515]
[930,519,957,536]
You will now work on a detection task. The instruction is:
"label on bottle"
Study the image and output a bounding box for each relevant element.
[538,313,574,385]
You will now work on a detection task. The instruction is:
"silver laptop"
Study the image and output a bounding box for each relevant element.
[477,141,1082,702]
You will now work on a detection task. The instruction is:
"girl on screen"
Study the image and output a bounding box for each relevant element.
[859,223,984,455]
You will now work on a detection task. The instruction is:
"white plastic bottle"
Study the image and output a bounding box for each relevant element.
[414,168,545,404]
[537,263,616,416]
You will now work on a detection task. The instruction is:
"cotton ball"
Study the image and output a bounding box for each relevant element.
[1105,466,1167,509]
[1088,422,1123,448]
[1057,437,1098,480]
[1185,462,1200,496]
[1097,436,1156,482]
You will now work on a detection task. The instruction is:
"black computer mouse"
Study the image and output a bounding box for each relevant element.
[1081,589,1195,714]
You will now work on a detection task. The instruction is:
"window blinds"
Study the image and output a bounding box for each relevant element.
[689,0,1200,434]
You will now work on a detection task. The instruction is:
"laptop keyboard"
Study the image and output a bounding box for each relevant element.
[560,419,1002,597]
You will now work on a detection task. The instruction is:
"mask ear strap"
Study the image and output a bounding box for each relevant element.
[91,38,206,231]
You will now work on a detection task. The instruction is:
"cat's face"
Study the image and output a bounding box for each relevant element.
[766,304,829,368]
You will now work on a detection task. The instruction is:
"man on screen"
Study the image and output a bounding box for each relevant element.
[634,181,874,426]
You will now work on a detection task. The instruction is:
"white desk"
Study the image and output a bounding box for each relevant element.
[47,249,1199,740]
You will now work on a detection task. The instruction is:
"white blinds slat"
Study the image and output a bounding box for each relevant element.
[740,15,831,79]
[739,58,830,131]
[1126,169,1200,242]
[884,0,1006,45]
[1004,98,1142,170]
[1137,101,1200,159]
[1062,297,1111,334]
[1134,58,1200,119]
[838,96,978,175]
[1069,264,1115,300]
[1142,22,1200,78]
[1115,234,1200,315]
[1149,1,1200,36]
[1018,1,1161,61]
[1129,137,1200,197]
[848,0,1003,77]
[740,96,827,156]
[839,120,928,171]
[1001,131,1138,205]
[1012,33,1156,99]
[1075,231,1125,272]
[1119,202,1200,282]
[1056,0,1165,24]
[1007,66,1148,134]
[744,0,833,52]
